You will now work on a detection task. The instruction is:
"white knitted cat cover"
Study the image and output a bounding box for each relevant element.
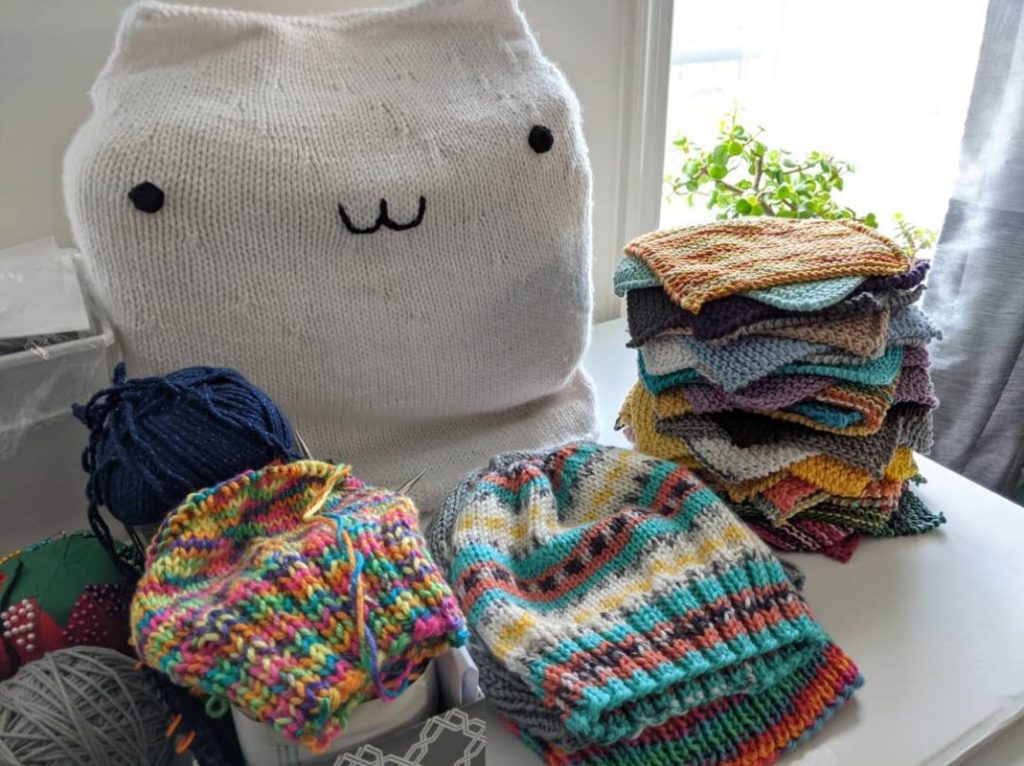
[64,0,596,512]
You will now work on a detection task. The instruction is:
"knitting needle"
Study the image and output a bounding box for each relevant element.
[398,469,426,495]
[294,428,423,495]
[294,430,313,459]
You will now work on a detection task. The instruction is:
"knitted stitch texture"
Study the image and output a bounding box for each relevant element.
[740,517,863,563]
[614,217,940,562]
[639,345,905,396]
[131,460,467,751]
[487,639,860,766]
[627,282,925,347]
[723,448,918,503]
[708,403,930,448]
[63,0,598,514]
[736,489,944,560]
[427,442,861,764]
[796,484,937,535]
[680,374,835,413]
[614,254,866,311]
[678,351,932,417]
[743,275,865,311]
[615,384,935,551]
[896,363,940,408]
[653,377,897,437]
[658,405,933,482]
[625,219,913,313]
[739,474,910,527]
[643,305,938,389]
[712,305,892,357]
[615,255,929,313]
[616,384,704,468]
[641,334,831,389]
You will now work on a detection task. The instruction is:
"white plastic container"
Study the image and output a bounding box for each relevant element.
[232,661,440,766]
[0,245,117,548]
[0,318,115,454]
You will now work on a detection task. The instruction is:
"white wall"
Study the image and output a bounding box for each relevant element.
[0,0,668,322]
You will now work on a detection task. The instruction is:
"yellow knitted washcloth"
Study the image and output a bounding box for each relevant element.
[617,382,702,468]
[626,219,913,313]
[726,448,918,502]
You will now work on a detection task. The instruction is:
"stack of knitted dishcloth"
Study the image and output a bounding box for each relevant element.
[615,218,945,561]
[131,460,468,752]
[427,442,862,766]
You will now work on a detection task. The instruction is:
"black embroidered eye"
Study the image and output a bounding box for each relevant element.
[528,125,554,154]
[128,182,164,213]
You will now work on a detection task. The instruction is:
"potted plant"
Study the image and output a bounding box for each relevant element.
[665,108,936,256]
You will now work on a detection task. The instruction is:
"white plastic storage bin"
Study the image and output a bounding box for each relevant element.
[233,661,440,766]
[0,319,115,455]
[0,274,116,549]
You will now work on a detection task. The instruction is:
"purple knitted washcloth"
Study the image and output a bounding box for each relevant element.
[626,261,929,346]
[682,374,837,413]
[678,346,932,415]
[895,363,938,408]
[858,260,930,293]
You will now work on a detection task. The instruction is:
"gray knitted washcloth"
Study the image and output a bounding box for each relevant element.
[657,404,933,483]
[640,306,940,391]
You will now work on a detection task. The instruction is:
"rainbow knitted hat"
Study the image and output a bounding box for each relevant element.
[427,442,861,765]
[131,460,468,751]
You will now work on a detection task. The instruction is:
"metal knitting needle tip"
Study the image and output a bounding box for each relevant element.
[294,430,313,459]
[397,468,427,495]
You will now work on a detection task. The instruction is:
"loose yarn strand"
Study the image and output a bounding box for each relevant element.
[302,464,353,521]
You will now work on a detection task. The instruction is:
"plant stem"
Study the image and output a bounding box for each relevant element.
[782,163,817,175]
[700,163,745,196]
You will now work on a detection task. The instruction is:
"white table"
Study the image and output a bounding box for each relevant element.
[484,319,1024,766]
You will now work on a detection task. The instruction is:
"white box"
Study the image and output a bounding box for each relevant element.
[233,648,483,766]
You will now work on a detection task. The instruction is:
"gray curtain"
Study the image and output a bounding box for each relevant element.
[924,0,1024,493]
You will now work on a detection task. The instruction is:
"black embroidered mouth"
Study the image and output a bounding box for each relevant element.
[338,196,426,234]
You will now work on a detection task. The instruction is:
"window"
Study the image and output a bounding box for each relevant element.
[659,1,986,239]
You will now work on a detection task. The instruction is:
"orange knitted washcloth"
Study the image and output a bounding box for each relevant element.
[626,219,913,313]
[725,448,918,503]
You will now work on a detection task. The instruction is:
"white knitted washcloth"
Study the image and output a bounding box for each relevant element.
[63,0,596,512]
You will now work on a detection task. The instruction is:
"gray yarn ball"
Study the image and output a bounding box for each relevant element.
[0,646,175,766]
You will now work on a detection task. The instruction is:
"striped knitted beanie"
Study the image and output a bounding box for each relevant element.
[427,442,861,765]
[131,460,468,751]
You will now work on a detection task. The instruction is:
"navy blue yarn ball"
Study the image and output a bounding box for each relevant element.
[73,363,302,528]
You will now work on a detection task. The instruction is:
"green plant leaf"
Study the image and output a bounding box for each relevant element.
[663,107,885,233]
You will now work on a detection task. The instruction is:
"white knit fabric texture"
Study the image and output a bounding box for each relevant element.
[63,0,597,513]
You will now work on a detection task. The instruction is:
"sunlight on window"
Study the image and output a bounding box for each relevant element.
[660,1,987,244]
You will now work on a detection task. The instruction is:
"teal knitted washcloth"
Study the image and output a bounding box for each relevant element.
[639,345,905,395]
[613,255,866,311]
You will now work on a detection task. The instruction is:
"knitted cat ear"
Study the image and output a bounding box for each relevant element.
[100,0,530,82]
[409,0,530,37]
[97,2,262,81]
